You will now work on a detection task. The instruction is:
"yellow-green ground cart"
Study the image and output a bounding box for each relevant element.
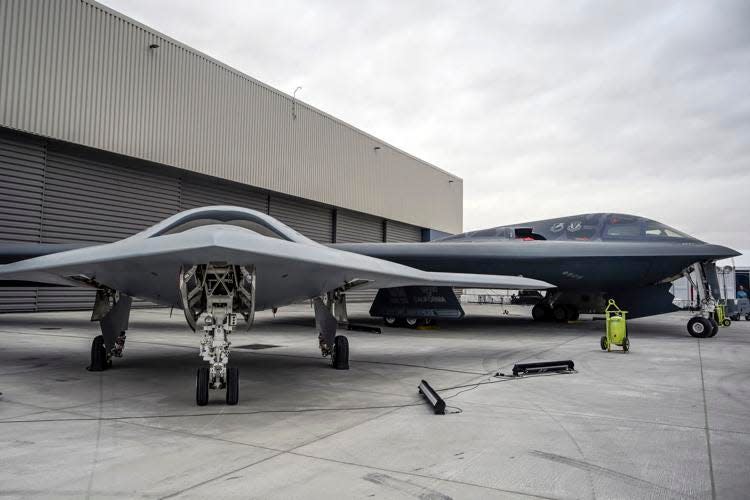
[600,299,629,352]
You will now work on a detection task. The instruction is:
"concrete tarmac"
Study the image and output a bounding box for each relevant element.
[0,304,748,499]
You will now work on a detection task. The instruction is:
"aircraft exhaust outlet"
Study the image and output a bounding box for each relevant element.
[511,360,575,377]
[418,380,446,415]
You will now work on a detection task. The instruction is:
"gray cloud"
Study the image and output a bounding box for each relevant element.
[103,0,750,263]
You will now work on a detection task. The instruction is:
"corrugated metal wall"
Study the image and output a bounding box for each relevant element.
[335,210,384,244]
[269,195,333,244]
[0,132,45,243]
[0,133,45,312]
[41,146,182,244]
[0,0,462,234]
[334,213,424,302]
[0,128,424,311]
[333,210,382,303]
[386,220,423,243]
[181,175,268,213]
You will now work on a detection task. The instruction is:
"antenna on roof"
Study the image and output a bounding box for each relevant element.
[292,86,302,120]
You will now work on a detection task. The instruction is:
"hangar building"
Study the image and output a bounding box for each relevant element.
[0,0,462,312]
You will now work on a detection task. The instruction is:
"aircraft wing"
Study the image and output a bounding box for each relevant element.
[0,225,552,310]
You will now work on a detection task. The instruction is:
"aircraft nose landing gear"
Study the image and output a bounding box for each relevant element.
[687,316,718,339]
[181,264,255,406]
[196,313,239,406]
[684,263,723,339]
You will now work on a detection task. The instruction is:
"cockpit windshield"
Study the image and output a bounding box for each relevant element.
[438,227,511,241]
[603,215,695,241]
[643,221,692,239]
[158,218,287,239]
[139,206,313,244]
[433,213,700,243]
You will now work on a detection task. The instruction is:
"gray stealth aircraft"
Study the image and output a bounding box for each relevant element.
[334,213,740,337]
[0,206,551,406]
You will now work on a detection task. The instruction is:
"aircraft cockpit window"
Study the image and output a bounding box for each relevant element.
[472,228,504,238]
[604,223,641,238]
[436,227,511,241]
[644,222,691,239]
[601,215,640,239]
[158,218,287,239]
[567,225,598,240]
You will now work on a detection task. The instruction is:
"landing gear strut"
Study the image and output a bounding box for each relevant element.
[88,288,132,371]
[180,264,255,406]
[314,294,349,370]
[685,263,721,339]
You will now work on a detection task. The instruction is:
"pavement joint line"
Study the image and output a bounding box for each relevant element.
[525,399,598,500]
[697,339,717,500]
[430,332,592,401]
[2,330,748,436]
[157,451,286,499]
[119,407,556,500]
[2,397,430,498]
[156,402,411,499]
[2,392,738,498]
[426,364,750,437]
[0,402,427,424]
[2,311,748,498]
[2,346,561,500]
[282,449,560,500]
[441,395,750,437]
[84,373,105,500]
[0,388,166,422]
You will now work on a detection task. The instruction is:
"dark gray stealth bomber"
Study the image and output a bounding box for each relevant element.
[334,213,740,337]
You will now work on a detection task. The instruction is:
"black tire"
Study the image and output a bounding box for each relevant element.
[405,317,419,329]
[196,367,210,406]
[332,335,349,370]
[552,305,568,323]
[730,314,740,321]
[531,304,550,322]
[746,314,750,321]
[721,318,731,327]
[708,318,719,338]
[600,335,607,351]
[383,316,398,327]
[687,317,710,338]
[623,337,630,352]
[88,335,108,371]
[226,367,239,405]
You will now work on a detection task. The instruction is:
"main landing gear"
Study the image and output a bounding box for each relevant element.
[532,303,579,323]
[88,288,132,371]
[180,264,256,406]
[382,316,436,328]
[314,292,349,370]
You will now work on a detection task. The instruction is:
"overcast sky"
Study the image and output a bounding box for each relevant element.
[103,0,749,264]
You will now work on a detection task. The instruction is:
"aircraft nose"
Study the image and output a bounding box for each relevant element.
[708,244,742,259]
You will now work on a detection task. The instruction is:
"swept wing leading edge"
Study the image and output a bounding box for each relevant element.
[0,224,552,310]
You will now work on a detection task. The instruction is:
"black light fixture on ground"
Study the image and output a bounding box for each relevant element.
[418,379,446,415]
[511,360,575,377]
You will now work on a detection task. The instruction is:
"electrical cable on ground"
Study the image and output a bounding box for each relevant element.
[436,369,578,415]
